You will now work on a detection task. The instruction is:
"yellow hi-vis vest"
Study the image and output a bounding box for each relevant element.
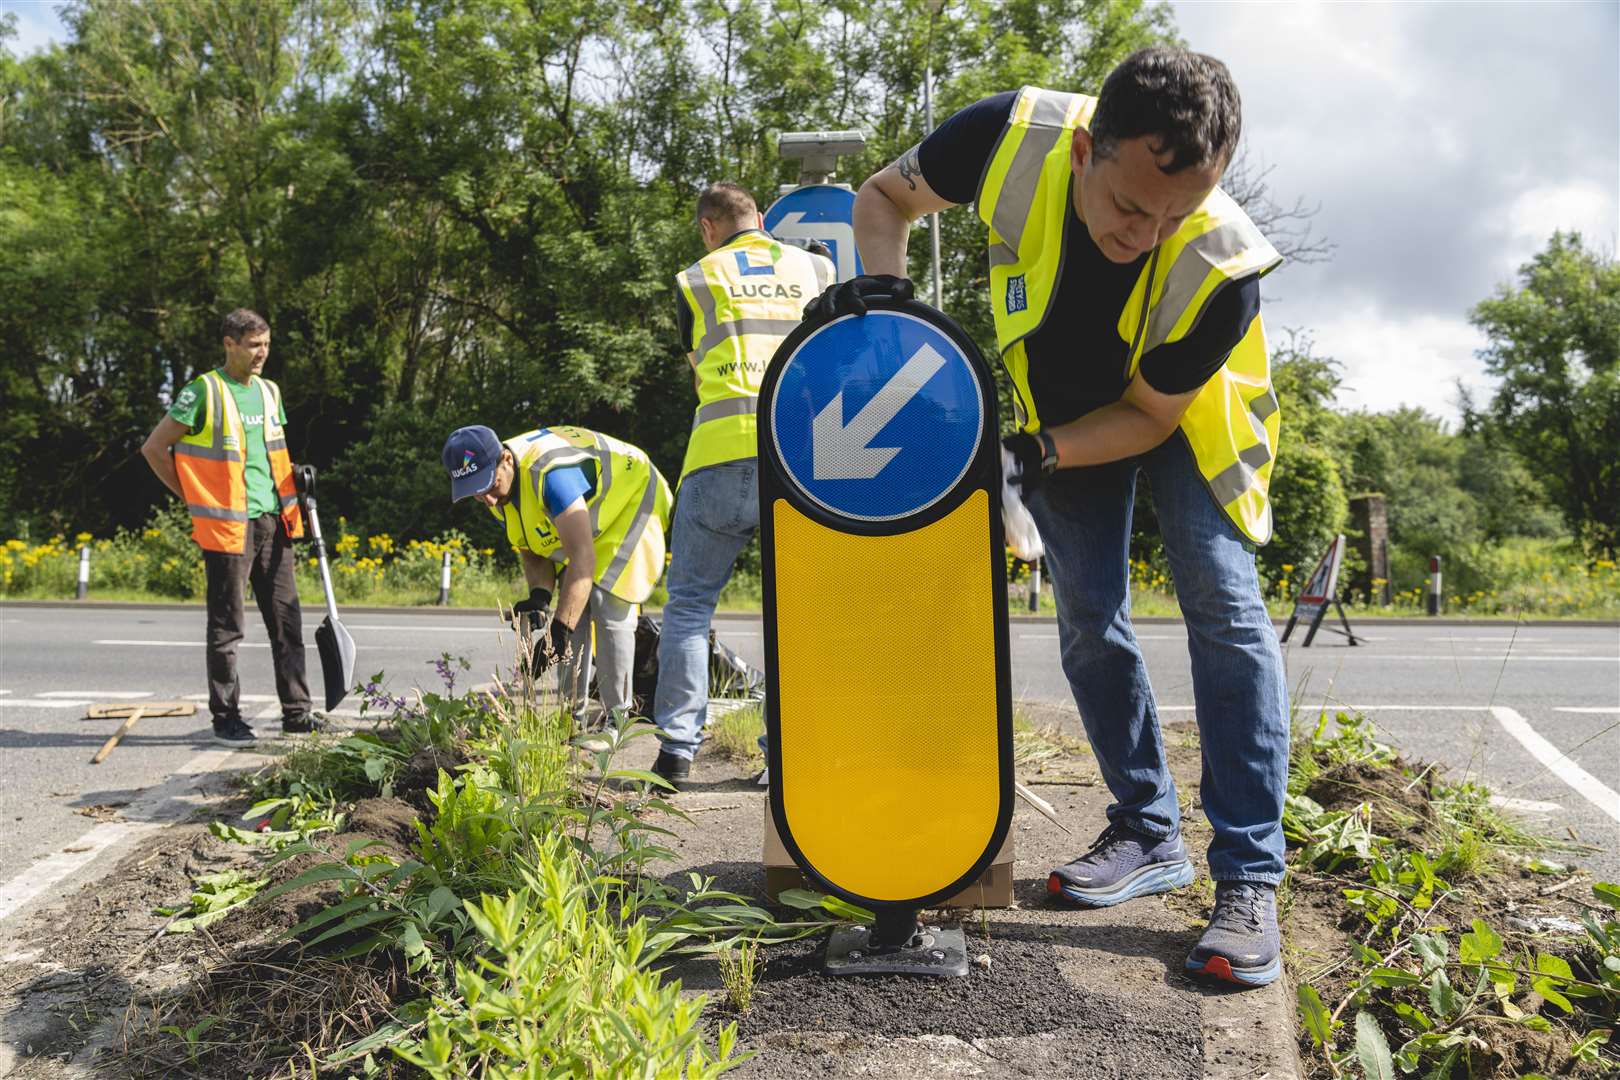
[173,370,303,553]
[492,426,673,604]
[675,229,833,481]
[978,87,1285,545]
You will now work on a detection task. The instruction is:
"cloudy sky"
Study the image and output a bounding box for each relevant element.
[1172,0,1618,420]
[6,1,1616,422]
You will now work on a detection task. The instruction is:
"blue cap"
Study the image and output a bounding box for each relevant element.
[442,425,503,502]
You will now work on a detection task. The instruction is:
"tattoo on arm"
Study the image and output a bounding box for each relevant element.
[896,144,923,191]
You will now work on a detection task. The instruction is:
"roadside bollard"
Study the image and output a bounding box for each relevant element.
[76,544,90,599]
[1028,558,1041,613]
[1427,555,1442,615]
[438,550,452,606]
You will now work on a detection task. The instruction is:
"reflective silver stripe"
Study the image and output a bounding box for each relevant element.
[278,492,299,509]
[264,437,287,451]
[989,241,1019,269]
[1207,441,1274,506]
[1142,223,1255,353]
[692,396,758,429]
[187,504,251,522]
[682,263,715,352]
[696,318,800,358]
[590,434,612,535]
[598,476,658,594]
[990,123,1063,253]
[174,442,242,462]
[1250,388,1279,423]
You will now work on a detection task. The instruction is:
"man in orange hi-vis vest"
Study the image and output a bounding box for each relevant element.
[141,309,323,746]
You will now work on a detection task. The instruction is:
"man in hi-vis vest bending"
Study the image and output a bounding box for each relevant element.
[650,184,833,792]
[141,308,321,746]
[442,424,672,727]
[808,48,1290,987]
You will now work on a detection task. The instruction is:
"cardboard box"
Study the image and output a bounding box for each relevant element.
[761,800,1014,909]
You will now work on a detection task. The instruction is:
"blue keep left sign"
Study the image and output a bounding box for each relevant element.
[764,185,864,283]
[770,310,984,523]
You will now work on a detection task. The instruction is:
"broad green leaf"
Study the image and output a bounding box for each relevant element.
[1534,952,1573,980]
[1412,932,1448,973]
[1391,1002,1432,1032]
[1297,984,1333,1047]
[1366,967,1422,987]
[1427,971,1462,1019]
[1592,882,1620,911]
[1459,919,1502,964]
[1354,1011,1396,1080]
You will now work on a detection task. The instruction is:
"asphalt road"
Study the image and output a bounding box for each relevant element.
[1,603,1616,901]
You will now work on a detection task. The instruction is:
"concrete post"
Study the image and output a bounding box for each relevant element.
[438,550,452,606]
[76,545,90,600]
[1028,559,1041,613]
[1427,555,1442,615]
[1348,494,1390,605]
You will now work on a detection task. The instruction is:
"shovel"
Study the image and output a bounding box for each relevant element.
[295,465,355,710]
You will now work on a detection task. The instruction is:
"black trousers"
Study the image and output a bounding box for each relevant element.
[203,514,311,724]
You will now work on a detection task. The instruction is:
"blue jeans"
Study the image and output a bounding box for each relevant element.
[653,459,760,761]
[1028,434,1290,884]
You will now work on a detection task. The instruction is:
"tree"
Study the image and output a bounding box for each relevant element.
[1466,232,1620,555]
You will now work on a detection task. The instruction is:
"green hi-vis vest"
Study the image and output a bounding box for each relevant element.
[675,230,833,482]
[492,426,673,604]
[978,87,1285,545]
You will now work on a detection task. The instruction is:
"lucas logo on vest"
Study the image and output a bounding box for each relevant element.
[726,282,803,300]
[1006,274,1028,314]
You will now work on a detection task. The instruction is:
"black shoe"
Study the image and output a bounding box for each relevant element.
[651,749,691,792]
[212,717,257,747]
[280,713,331,736]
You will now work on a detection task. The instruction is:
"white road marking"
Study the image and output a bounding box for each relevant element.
[345,624,507,633]
[0,699,92,709]
[38,690,152,698]
[1426,636,1546,642]
[0,706,273,927]
[0,689,10,695]
[1555,706,1620,714]
[1019,633,1184,640]
[1293,655,1618,663]
[1489,705,1620,825]
[94,638,416,651]
[1490,796,1565,814]
[184,692,278,702]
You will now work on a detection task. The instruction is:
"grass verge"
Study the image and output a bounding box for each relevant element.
[1283,710,1619,1078]
[116,654,835,1077]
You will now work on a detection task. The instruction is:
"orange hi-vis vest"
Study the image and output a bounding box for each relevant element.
[173,370,304,553]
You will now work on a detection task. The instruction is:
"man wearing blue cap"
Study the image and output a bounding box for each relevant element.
[442,424,672,726]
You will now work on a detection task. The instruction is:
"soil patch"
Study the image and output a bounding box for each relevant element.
[1303,758,1435,839]
[393,745,466,811]
[343,796,422,861]
[715,925,1201,1062]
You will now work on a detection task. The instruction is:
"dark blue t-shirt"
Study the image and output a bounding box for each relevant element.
[918,91,1261,426]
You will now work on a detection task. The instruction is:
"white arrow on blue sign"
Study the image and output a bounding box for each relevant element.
[771,311,984,522]
[763,185,864,282]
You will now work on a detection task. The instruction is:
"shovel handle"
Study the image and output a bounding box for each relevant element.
[91,708,146,765]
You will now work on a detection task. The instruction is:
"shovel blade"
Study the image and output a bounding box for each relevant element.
[315,616,356,711]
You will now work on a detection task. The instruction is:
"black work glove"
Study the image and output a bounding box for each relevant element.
[533,616,574,675]
[802,275,915,321]
[512,587,552,635]
[1001,431,1054,493]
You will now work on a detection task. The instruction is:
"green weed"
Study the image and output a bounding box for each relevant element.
[717,938,764,1013]
[706,703,764,764]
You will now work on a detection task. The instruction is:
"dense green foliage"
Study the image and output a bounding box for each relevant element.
[2,2,1609,611]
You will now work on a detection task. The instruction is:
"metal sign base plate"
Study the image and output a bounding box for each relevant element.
[822,924,969,978]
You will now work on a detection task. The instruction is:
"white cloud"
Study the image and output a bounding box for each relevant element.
[1172,0,1619,422]
[1302,303,1488,422]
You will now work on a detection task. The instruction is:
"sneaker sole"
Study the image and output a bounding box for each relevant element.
[1047,858,1195,907]
[1185,953,1281,987]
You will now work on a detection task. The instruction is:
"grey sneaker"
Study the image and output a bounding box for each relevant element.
[1185,882,1281,986]
[211,717,257,747]
[1047,822,1194,907]
[280,713,332,736]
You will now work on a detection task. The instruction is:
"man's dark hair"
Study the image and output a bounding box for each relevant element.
[221,308,269,341]
[1090,47,1241,174]
[696,182,758,226]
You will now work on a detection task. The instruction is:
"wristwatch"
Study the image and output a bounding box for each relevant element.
[1035,430,1059,473]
